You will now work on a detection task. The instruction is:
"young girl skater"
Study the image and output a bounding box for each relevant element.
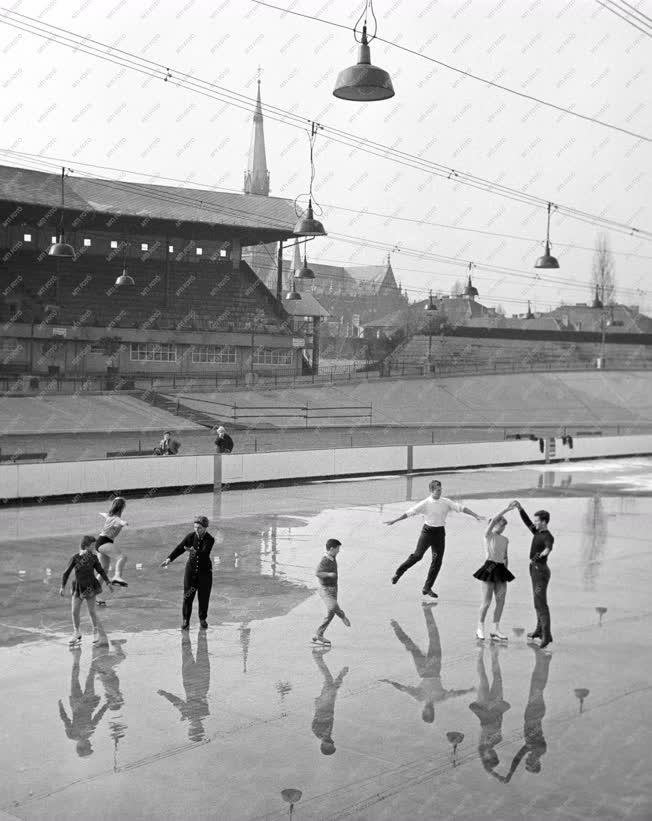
[96,497,129,603]
[60,535,114,647]
[473,502,517,641]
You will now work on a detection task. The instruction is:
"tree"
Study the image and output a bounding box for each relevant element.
[451,279,463,297]
[591,233,616,304]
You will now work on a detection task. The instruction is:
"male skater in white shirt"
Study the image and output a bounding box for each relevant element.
[385,479,482,600]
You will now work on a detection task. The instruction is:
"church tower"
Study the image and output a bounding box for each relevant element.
[243,79,270,196]
[242,77,277,288]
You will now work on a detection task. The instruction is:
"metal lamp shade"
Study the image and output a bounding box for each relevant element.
[48,240,75,258]
[295,258,315,279]
[293,201,326,237]
[333,42,394,102]
[115,269,135,286]
[285,290,302,300]
[534,241,560,269]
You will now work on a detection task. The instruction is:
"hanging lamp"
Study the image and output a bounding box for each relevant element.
[534,202,560,269]
[285,289,302,300]
[333,1,394,101]
[115,241,135,286]
[425,289,437,311]
[295,248,315,279]
[293,123,327,237]
[48,167,75,258]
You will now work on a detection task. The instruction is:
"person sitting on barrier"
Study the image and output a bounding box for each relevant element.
[155,432,180,456]
[214,426,234,454]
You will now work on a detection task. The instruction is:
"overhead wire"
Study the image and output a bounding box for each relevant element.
[594,0,652,35]
[250,0,652,142]
[0,9,650,241]
[2,150,648,302]
[2,147,651,262]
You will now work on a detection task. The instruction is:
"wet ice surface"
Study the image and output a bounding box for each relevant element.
[1,459,651,820]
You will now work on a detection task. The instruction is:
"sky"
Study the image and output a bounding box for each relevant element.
[0,0,650,314]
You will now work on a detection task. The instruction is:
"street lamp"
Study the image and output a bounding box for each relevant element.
[425,290,437,367]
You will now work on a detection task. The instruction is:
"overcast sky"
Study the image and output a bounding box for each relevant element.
[0,0,649,313]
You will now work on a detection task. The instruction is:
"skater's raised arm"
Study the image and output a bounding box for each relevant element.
[384,498,426,526]
[485,503,517,537]
[513,501,537,534]
[458,503,483,522]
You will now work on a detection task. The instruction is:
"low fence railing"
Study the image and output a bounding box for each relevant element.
[167,393,374,427]
[1,356,652,396]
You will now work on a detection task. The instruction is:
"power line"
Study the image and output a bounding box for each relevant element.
[3,147,651,262]
[0,10,650,242]
[2,151,648,302]
[594,0,652,35]
[251,0,652,142]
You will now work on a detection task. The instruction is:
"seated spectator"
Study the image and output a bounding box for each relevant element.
[214,426,234,454]
[155,432,180,456]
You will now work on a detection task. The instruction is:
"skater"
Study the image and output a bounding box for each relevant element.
[161,515,215,630]
[312,538,351,647]
[473,502,518,641]
[380,608,473,724]
[158,631,211,742]
[385,479,483,599]
[469,643,511,778]
[311,648,349,755]
[58,650,109,757]
[513,502,554,648]
[60,535,114,647]
[96,497,129,605]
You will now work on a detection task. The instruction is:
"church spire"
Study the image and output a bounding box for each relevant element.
[244,76,270,196]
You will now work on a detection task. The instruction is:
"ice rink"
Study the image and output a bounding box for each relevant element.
[1,458,651,821]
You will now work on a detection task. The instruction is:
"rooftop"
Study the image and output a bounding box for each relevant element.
[0,164,298,238]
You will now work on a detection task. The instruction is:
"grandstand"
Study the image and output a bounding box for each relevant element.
[0,163,309,385]
[388,331,652,374]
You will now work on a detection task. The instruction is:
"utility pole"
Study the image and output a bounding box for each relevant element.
[276,239,284,301]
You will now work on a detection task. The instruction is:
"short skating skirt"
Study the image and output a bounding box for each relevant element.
[473,560,515,583]
[71,579,103,599]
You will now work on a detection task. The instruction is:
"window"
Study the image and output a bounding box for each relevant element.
[51,235,57,244]
[253,348,293,366]
[219,249,227,257]
[195,247,203,256]
[1,339,23,364]
[192,345,237,364]
[141,242,149,252]
[83,238,91,247]
[110,240,118,249]
[23,233,32,242]
[130,342,177,362]
[168,245,174,253]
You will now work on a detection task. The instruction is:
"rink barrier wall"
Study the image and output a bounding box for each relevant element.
[1,435,651,502]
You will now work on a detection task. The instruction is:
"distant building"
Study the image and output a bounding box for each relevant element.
[283,250,407,338]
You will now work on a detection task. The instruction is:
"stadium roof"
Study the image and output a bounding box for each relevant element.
[0,164,298,238]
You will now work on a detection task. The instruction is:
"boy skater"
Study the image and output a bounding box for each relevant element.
[513,502,554,649]
[312,539,351,647]
[385,479,482,600]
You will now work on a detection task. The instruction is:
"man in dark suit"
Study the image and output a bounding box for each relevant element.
[161,516,215,630]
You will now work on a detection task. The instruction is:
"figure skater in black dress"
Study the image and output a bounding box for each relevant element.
[473,503,518,641]
[60,535,114,647]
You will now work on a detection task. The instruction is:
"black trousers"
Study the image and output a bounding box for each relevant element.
[182,570,213,622]
[529,563,552,642]
[395,526,446,592]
